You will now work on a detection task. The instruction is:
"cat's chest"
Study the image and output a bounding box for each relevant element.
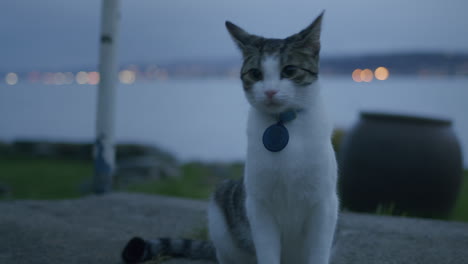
[246,126,324,197]
[245,152,325,202]
[245,115,331,203]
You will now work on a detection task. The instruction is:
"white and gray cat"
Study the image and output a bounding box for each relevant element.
[122,12,338,264]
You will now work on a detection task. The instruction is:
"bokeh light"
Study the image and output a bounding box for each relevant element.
[76,71,88,85]
[352,69,362,82]
[360,69,374,82]
[28,71,41,83]
[119,70,136,84]
[43,72,55,84]
[5,72,18,85]
[88,71,100,85]
[54,72,67,85]
[375,66,390,80]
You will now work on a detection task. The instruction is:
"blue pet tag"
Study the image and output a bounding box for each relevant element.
[262,122,289,152]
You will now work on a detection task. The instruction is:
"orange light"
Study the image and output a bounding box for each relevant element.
[375,66,389,80]
[360,69,374,82]
[88,71,100,85]
[352,69,362,82]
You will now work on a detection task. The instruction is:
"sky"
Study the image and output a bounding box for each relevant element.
[1,0,467,71]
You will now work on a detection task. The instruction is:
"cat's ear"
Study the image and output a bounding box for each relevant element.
[287,11,324,55]
[225,21,261,53]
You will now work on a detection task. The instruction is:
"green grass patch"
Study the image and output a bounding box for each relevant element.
[1,154,467,224]
[375,203,408,217]
[0,156,92,200]
[186,225,209,241]
[124,162,243,200]
[124,163,215,199]
[451,170,468,222]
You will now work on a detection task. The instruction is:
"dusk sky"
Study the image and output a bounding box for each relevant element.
[1,0,467,71]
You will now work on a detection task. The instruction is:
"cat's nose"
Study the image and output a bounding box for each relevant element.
[265,90,278,99]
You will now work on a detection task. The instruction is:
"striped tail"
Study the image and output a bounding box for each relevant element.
[121,236,217,263]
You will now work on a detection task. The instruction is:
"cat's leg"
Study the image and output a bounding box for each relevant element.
[208,200,232,264]
[208,199,255,264]
[301,195,339,264]
[246,197,281,264]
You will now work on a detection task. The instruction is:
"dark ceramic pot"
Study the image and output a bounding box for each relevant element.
[339,112,463,218]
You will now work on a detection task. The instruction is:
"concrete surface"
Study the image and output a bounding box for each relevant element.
[1,193,467,264]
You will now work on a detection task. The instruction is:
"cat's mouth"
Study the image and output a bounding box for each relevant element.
[266,99,280,105]
[263,99,286,112]
[251,96,288,113]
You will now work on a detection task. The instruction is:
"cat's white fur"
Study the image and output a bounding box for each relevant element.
[208,55,338,264]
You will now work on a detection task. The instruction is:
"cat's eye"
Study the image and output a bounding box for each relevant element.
[247,68,263,81]
[281,65,299,78]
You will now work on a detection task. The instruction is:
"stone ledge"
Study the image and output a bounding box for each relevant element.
[1,193,467,264]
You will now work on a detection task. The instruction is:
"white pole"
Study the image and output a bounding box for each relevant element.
[93,0,121,194]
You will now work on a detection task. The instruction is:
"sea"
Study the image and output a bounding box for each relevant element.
[0,76,467,167]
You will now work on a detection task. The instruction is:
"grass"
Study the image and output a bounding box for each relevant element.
[451,170,468,222]
[124,162,243,200]
[124,163,216,199]
[187,225,209,241]
[0,156,243,201]
[0,155,92,199]
[0,155,467,223]
[375,203,408,217]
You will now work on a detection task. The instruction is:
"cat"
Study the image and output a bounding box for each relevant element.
[121,12,338,264]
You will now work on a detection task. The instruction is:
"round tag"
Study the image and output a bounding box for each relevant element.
[262,123,289,152]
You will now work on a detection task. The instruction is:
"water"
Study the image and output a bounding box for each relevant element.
[0,76,467,167]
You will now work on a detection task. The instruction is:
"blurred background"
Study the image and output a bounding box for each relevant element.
[0,0,466,221]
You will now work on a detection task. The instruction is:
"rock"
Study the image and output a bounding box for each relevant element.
[115,155,181,186]
[115,144,180,187]
[1,193,467,264]
[116,144,177,165]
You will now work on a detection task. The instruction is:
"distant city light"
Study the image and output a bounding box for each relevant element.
[5,72,18,85]
[352,67,390,83]
[360,69,374,82]
[375,66,390,80]
[54,72,67,85]
[87,71,100,85]
[352,69,363,82]
[43,72,54,84]
[28,71,41,83]
[76,71,88,85]
[119,70,136,84]
[155,69,169,80]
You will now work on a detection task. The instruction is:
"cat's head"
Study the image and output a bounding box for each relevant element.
[226,12,323,114]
